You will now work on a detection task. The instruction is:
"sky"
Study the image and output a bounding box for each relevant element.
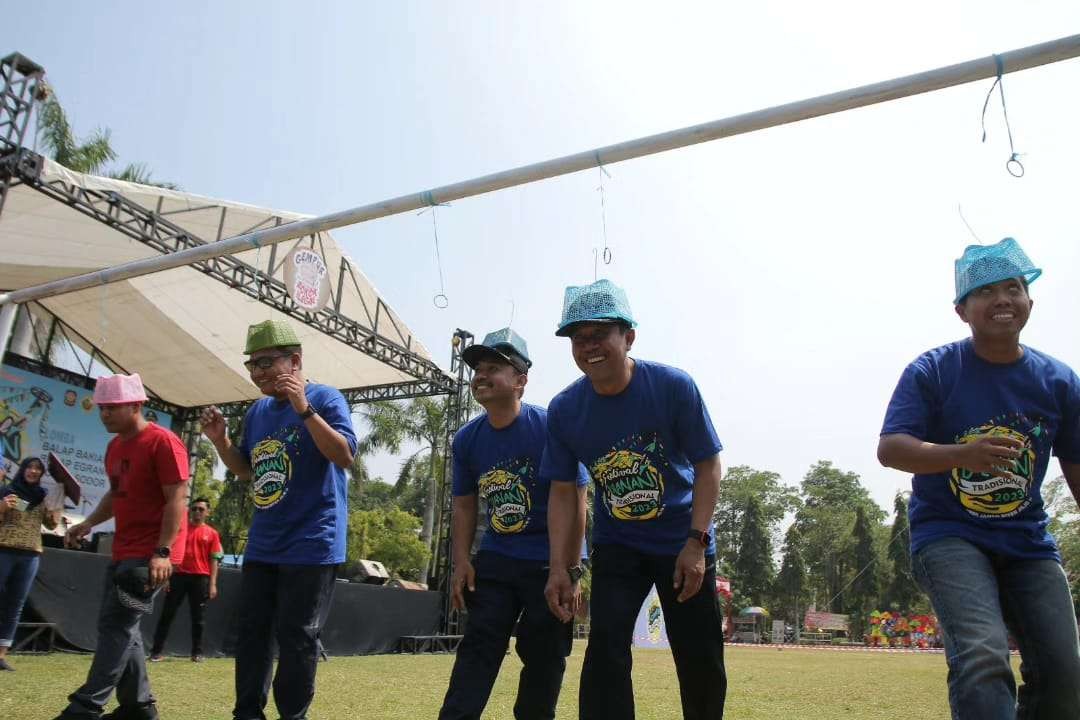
[5,2,1080,514]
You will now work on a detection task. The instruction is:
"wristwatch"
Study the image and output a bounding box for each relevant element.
[688,528,712,548]
[299,405,318,420]
[153,546,171,558]
[567,564,585,583]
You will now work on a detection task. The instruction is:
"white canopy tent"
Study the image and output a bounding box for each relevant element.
[0,159,436,409]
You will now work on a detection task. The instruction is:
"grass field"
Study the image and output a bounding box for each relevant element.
[1,644,1020,719]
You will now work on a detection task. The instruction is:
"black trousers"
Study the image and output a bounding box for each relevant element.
[150,572,210,657]
[232,561,337,720]
[581,544,726,720]
[439,551,573,720]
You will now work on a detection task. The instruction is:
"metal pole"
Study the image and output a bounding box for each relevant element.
[0,302,17,358]
[2,34,1079,308]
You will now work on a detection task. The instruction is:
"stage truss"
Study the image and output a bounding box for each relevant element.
[0,51,474,629]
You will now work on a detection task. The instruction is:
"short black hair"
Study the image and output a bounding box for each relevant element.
[192,497,211,508]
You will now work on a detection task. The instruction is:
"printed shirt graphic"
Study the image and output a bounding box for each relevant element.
[453,404,588,561]
[540,360,722,556]
[882,338,1080,560]
[239,383,357,565]
[106,423,189,563]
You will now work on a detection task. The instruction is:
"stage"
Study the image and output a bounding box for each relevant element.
[26,548,442,656]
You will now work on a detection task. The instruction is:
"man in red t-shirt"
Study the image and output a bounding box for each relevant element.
[149,497,223,663]
[53,374,188,720]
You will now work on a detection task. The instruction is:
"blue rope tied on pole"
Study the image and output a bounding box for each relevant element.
[980,53,1024,178]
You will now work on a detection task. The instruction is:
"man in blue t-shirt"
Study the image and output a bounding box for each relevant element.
[438,328,588,720]
[879,238,1080,719]
[542,280,726,720]
[202,320,357,720]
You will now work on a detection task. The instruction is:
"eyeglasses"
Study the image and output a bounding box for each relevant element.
[243,353,291,372]
[190,507,208,513]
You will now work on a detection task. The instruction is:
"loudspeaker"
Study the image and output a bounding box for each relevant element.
[354,559,390,585]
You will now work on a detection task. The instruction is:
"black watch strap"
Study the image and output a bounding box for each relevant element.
[299,405,318,420]
[154,546,171,558]
[688,529,710,547]
[567,564,585,583]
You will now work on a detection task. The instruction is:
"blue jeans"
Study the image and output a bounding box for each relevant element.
[0,549,40,647]
[913,537,1080,720]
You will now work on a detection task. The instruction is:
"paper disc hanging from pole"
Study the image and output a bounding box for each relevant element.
[284,247,331,312]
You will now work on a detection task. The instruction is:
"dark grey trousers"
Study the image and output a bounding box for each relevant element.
[62,559,160,717]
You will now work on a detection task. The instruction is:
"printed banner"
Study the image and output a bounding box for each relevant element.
[804,609,850,632]
[0,363,174,532]
[632,588,670,649]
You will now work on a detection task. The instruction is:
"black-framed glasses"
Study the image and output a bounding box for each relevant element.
[243,353,291,372]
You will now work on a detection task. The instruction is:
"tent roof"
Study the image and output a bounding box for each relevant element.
[0,159,435,408]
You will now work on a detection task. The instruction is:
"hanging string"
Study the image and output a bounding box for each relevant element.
[98,283,108,345]
[418,198,451,309]
[596,156,613,266]
[253,243,264,310]
[957,204,984,245]
[980,54,1024,178]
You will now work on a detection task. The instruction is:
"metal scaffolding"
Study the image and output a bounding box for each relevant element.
[0,53,471,613]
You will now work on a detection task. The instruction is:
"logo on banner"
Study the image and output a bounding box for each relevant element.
[647,595,664,643]
[284,247,330,312]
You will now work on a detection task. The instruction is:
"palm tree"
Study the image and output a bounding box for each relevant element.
[361,398,449,584]
[37,92,115,174]
[37,87,178,188]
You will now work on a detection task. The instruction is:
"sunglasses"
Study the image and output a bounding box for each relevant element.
[243,353,292,372]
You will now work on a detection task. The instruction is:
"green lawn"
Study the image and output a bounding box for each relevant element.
[2,644,1019,719]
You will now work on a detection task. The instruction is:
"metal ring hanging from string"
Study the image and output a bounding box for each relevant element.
[980,54,1024,178]
[418,192,451,309]
[591,152,613,281]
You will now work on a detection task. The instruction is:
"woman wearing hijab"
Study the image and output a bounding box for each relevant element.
[0,456,62,671]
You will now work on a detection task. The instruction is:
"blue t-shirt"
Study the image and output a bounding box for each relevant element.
[238,383,358,565]
[452,403,589,562]
[540,359,722,556]
[881,338,1080,561]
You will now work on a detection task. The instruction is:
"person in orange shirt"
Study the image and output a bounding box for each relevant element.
[149,497,223,663]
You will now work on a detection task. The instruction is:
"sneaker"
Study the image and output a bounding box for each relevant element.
[0,658,14,671]
[147,654,164,662]
[191,654,203,663]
